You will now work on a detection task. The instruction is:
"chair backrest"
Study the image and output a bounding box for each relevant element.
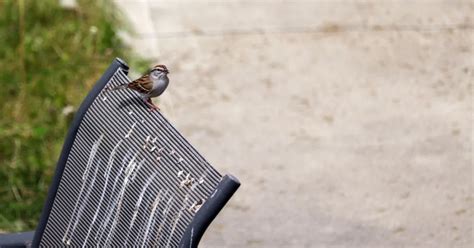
[32,58,239,247]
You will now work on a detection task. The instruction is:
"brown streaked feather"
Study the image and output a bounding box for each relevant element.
[127,74,153,94]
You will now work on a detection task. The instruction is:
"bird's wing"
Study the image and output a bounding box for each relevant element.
[127,74,153,94]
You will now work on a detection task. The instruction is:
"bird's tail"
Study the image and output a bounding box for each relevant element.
[105,84,128,91]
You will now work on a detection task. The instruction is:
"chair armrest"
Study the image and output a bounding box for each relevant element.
[0,231,34,247]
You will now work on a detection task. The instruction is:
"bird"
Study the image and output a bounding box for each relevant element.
[107,64,170,110]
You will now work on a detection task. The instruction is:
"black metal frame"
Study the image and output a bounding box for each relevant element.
[32,58,131,247]
[180,175,240,248]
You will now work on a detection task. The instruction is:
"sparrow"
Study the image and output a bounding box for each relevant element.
[107,64,170,110]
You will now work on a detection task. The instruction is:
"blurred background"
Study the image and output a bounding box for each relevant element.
[0,0,472,247]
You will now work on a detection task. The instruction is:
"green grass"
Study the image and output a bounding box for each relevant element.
[0,0,147,232]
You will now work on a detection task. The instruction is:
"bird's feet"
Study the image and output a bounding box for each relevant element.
[145,98,160,112]
[148,106,160,112]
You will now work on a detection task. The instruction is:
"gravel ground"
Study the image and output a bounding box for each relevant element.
[116,1,473,247]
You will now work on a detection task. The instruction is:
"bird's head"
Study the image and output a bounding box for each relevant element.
[150,64,169,80]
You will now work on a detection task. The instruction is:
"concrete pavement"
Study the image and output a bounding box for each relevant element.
[115,1,473,247]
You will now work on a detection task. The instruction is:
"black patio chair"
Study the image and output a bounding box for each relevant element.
[0,58,240,247]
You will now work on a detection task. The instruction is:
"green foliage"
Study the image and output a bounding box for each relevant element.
[0,0,144,232]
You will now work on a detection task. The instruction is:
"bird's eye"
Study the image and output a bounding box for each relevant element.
[151,70,160,78]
